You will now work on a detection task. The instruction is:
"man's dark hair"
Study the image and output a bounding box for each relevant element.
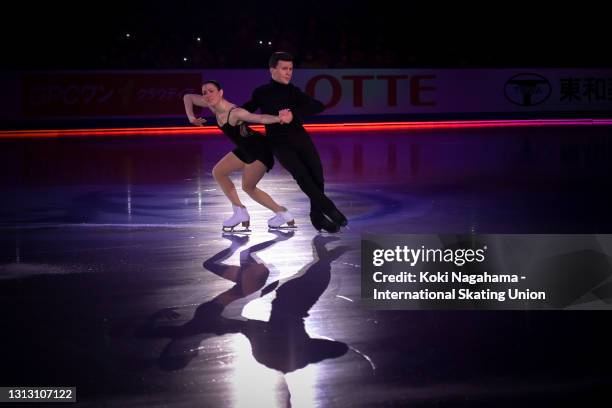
[202,80,222,90]
[269,52,293,68]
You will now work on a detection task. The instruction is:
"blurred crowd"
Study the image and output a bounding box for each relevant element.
[4,1,609,70]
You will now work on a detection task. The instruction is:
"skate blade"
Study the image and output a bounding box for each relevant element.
[222,227,251,234]
[315,225,341,234]
[268,224,298,230]
[222,231,251,237]
[222,220,251,234]
[268,219,297,230]
[316,230,341,234]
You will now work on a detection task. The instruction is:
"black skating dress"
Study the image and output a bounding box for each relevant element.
[219,107,275,171]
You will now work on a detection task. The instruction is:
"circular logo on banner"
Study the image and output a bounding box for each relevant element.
[504,73,552,106]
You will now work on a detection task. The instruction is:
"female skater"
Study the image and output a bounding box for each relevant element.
[183,80,295,232]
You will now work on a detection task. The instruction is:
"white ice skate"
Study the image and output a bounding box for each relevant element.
[267,209,297,229]
[222,205,251,232]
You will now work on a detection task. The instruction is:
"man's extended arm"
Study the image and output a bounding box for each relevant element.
[291,86,325,121]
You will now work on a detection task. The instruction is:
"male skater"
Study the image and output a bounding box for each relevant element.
[243,52,347,233]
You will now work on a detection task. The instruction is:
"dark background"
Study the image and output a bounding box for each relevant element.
[2,0,610,70]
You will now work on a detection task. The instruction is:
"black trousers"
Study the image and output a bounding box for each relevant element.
[272,134,337,214]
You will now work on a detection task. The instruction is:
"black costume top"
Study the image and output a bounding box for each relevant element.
[218,107,274,171]
[242,80,324,145]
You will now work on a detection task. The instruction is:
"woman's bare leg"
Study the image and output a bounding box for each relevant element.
[242,161,284,213]
[212,152,246,207]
